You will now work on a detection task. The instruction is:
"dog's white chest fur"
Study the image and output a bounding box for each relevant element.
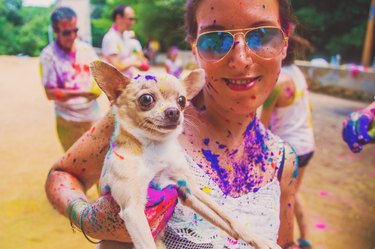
[101,139,184,193]
[141,140,181,177]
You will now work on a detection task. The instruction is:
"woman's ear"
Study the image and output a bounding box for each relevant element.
[90,60,131,104]
[282,40,288,60]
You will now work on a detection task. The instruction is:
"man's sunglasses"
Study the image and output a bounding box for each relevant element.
[61,28,79,37]
[194,26,288,62]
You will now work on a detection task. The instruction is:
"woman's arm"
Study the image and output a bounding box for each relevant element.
[45,112,178,242]
[277,144,298,248]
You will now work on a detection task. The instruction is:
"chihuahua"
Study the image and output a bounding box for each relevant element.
[90,61,280,249]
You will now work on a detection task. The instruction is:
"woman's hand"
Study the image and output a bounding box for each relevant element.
[69,184,178,242]
[342,108,375,153]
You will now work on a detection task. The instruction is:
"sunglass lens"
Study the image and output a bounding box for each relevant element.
[62,28,79,36]
[197,32,233,61]
[246,27,284,58]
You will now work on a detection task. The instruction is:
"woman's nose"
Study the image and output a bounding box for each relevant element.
[227,34,253,70]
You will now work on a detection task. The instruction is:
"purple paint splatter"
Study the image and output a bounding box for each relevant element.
[145,75,157,82]
[134,74,141,80]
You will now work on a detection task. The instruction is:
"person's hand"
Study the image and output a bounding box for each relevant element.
[342,108,375,153]
[68,184,178,242]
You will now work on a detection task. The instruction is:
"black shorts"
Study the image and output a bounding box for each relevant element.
[297,151,314,168]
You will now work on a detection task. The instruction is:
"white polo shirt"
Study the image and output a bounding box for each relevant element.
[102,27,137,77]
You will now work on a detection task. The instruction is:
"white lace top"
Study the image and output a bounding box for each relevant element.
[163,140,284,249]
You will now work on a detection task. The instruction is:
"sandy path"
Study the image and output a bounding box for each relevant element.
[0,56,374,249]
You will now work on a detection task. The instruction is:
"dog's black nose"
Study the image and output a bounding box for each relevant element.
[164,107,180,122]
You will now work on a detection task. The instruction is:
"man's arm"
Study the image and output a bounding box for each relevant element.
[260,73,296,127]
[44,87,99,102]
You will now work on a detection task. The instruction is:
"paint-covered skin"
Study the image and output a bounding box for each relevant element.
[342,106,375,153]
[45,113,178,242]
[66,185,178,240]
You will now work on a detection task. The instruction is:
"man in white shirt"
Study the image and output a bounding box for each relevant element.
[102,5,148,77]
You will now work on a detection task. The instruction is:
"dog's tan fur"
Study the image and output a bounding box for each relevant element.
[90,61,280,249]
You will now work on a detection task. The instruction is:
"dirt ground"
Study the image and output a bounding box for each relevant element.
[0,56,374,249]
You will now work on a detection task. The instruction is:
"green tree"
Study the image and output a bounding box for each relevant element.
[0,0,50,56]
[291,0,370,63]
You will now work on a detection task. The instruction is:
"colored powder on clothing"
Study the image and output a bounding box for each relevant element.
[263,87,280,109]
[199,118,272,196]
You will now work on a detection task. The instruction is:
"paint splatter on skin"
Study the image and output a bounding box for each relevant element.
[233,41,240,48]
[198,118,279,197]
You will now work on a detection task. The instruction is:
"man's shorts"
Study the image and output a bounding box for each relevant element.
[297,151,314,168]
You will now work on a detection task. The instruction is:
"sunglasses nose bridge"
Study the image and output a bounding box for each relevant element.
[231,32,250,53]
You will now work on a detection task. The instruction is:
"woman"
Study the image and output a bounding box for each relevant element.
[45,0,298,248]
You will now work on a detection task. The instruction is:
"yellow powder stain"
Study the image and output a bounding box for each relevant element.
[225,165,233,171]
[202,186,212,194]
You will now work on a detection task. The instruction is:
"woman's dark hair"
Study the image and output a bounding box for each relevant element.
[51,7,76,28]
[283,34,314,66]
[184,0,296,43]
[112,4,129,21]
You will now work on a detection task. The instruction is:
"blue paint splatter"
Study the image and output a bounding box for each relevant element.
[134,74,141,80]
[203,138,210,146]
[198,117,274,197]
[145,75,157,82]
[218,144,226,149]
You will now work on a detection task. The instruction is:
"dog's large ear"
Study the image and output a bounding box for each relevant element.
[182,69,206,100]
[90,60,131,104]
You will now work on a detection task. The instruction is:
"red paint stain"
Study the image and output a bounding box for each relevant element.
[113,150,125,160]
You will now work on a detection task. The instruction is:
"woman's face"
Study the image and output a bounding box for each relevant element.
[194,0,287,114]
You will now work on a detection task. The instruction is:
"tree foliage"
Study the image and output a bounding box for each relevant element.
[0,0,50,56]
[0,0,372,63]
[291,0,371,63]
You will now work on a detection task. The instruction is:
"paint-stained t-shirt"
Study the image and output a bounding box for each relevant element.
[101,27,138,77]
[40,39,101,122]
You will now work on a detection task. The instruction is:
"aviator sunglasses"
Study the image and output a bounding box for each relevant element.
[61,28,79,37]
[194,26,288,62]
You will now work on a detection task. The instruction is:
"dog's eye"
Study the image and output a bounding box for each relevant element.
[177,96,186,108]
[138,94,154,107]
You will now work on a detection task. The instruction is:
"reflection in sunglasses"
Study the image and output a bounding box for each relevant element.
[195,26,287,62]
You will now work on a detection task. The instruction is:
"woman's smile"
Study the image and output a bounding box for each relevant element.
[222,76,262,91]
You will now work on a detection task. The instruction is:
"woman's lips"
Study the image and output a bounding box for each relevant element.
[222,76,261,91]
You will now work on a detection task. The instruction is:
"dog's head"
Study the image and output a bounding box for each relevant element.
[90,60,205,142]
